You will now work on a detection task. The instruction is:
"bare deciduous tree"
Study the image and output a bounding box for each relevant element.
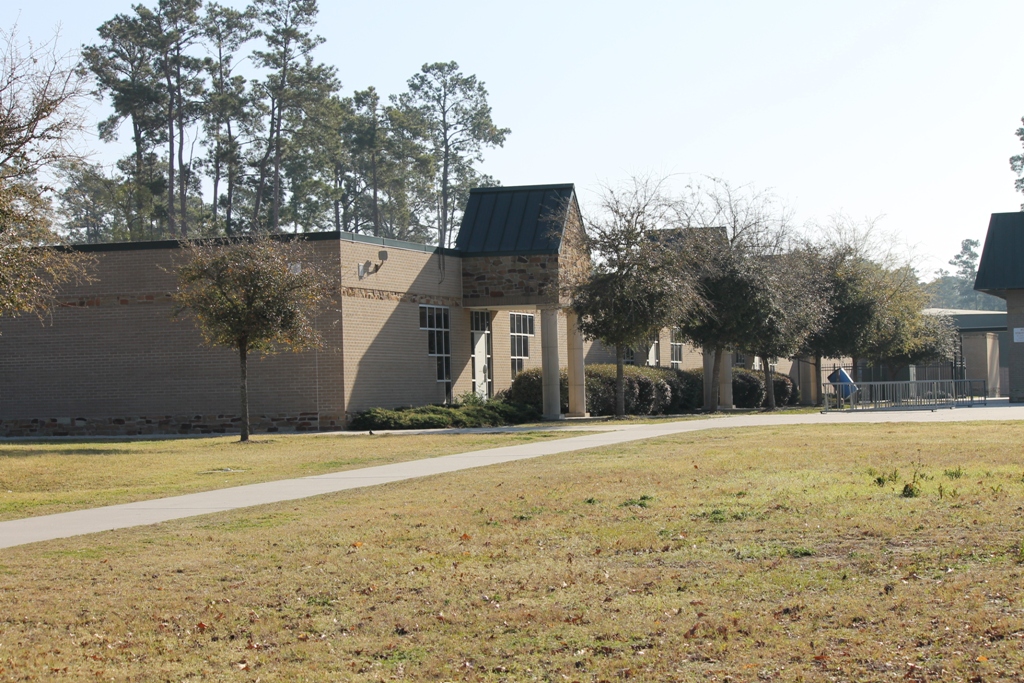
[572,176,697,417]
[674,177,795,410]
[0,25,94,324]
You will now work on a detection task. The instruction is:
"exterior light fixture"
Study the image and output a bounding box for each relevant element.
[358,250,389,279]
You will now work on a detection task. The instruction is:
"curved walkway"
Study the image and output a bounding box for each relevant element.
[2,405,1022,549]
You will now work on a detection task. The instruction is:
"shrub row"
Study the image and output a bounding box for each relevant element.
[504,365,705,417]
[510,364,800,415]
[348,398,538,431]
[350,364,802,429]
[731,368,800,408]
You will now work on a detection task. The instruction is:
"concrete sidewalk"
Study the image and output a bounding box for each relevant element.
[2,405,1022,549]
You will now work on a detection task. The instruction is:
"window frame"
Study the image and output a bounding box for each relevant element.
[420,305,452,401]
[509,312,535,378]
[670,329,684,369]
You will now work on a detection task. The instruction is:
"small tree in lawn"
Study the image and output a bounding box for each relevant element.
[740,248,830,410]
[173,234,332,441]
[571,177,692,417]
[673,177,791,410]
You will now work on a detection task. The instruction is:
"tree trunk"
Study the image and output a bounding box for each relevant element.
[131,118,145,240]
[615,345,625,418]
[440,132,450,248]
[225,120,235,236]
[239,343,250,442]
[177,104,188,237]
[763,356,776,410]
[272,112,282,230]
[333,166,342,231]
[371,148,380,237]
[165,75,176,235]
[251,97,276,227]
[708,346,723,412]
[851,355,859,383]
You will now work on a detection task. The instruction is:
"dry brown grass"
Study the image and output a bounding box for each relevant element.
[2,421,1024,681]
[0,431,573,521]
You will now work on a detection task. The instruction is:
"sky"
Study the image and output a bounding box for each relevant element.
[9,0,1024,277]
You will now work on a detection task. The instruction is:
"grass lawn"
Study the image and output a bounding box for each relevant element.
[2,421,1024,681]
[0,431,574,521]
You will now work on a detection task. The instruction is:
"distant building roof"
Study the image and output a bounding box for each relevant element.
[455,184,578,256]
[975,212,1024,295]
[924,308,1007,332]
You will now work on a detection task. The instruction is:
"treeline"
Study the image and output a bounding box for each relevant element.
[925,239,1005,311]
[62,0,508,245]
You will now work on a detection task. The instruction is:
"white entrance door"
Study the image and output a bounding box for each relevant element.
[473,331,489,399]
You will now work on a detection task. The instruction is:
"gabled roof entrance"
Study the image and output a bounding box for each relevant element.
[456,184,578,256]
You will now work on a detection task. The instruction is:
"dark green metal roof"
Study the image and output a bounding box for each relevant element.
[926,309,1007,331]
[975,212,1024,295]
[455,184,577,255]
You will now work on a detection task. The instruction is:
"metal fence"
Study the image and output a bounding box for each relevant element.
[821,379,988,412]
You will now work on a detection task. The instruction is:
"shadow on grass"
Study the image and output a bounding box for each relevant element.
[0,447,136,458]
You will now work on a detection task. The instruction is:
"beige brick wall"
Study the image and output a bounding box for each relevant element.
[1005,290,1024,402]
[338,239,470,414]
[580,330,704,371]
[0,239,345,426]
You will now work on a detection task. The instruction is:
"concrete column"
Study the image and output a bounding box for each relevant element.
[701,347,734,410]
[540,308,562,420]
[795,356,818,406]
[963,331,1001,397]
[566,311,587,417]
[702,347,715,409]
[720,351,734,409]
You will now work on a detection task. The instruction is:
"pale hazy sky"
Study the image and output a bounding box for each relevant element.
[10,0,1024,276]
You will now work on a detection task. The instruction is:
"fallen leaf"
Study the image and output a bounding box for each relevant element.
[460,533,471,541]
[350,541,363,548]
[976,655,988,662]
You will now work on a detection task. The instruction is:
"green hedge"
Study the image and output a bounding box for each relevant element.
[731,368,798,408]
[732,369,767,409]
[351,364,801,429]
[348,399,539,431]
[506,364,705,417]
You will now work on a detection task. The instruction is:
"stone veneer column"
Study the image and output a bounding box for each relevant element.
[541,308,563,420]
[566,311,587,417]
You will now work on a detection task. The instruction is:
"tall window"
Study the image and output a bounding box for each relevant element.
[470,311,492,397]
[420,305,451,402]
[510,312,534,377]
[670,329,683,369]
